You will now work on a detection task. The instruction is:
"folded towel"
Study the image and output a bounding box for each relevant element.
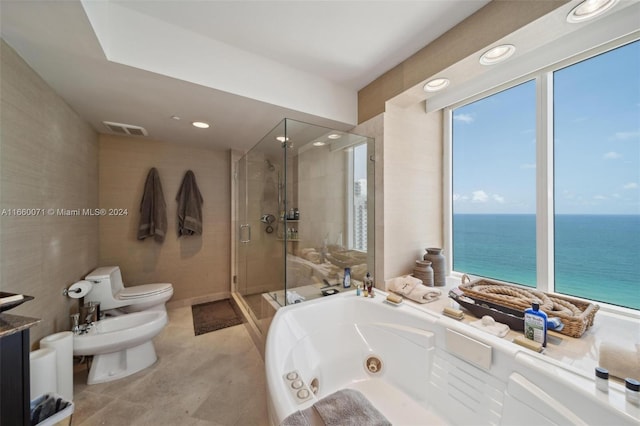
[137,167,167,243]
[386,275,421,295]
[470,315,510,337]
[286,291,305,304]
[176,170,203,237]
[599,341,640,380]
[405,285,442,304]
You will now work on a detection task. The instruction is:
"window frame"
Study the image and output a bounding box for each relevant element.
[444,34,640,316]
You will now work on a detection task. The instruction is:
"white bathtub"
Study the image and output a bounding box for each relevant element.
[265,291,639,425]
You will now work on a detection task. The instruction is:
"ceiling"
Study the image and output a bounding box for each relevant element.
[0,0,490,152]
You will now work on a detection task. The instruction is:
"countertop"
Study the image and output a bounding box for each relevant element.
[0,313,40,338]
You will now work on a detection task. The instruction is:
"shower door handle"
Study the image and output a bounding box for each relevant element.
[240,224,251,243]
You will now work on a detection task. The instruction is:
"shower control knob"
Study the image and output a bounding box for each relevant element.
[297,389,310,399]
[286,372,298,380]
[291,379,303,389]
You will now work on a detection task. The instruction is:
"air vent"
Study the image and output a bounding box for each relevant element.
[102,121,148,137]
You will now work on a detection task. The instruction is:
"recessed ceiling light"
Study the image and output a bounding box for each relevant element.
[327,133,341,140]
[192,121,210,129]
[479,44,516,65]
[423,78,450,92]
[567,0,618,23]
[276,136,290,142]
[312,141,326,147]
[171,115,181,120]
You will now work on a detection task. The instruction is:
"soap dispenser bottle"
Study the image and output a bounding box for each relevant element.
[524,302,548,347]
[343,267,351,288]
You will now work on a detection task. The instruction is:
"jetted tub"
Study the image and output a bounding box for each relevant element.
[265,291,639,425]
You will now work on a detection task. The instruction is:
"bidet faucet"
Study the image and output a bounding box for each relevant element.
[71,313,80,335]
[84,303,97,326]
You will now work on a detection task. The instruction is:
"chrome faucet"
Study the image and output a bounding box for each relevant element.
[71,313,81,335]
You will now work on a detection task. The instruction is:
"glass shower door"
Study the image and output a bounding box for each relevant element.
[235,122,287,333]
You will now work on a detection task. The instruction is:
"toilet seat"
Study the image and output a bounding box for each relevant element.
[118,283,172,300]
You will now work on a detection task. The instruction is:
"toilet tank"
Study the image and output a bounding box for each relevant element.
[85,266,126,309]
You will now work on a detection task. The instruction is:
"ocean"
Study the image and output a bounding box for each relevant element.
[452,214,640,310]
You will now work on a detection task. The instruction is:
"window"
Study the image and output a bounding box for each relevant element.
[452,81,537,286]
[450,40,640,310]
[553,41,640,309]
[348,143,368,251]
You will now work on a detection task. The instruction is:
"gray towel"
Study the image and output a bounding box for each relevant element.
[176,170,203,237]
[281,389,390,426]
[137,167,167,243]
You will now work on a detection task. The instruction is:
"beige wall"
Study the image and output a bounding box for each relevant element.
[98,134,230,306]
[378,103,443,282]
[297,145,346,249]
[357,0,567,123]
[0,40,99,345]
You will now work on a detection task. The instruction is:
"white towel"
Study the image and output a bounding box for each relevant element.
[286,291,305,304]
[599,341,640,380]
[386,275,421,295]
[470,315,510,337]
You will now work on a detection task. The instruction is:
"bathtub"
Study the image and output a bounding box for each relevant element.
[265,291,639,425]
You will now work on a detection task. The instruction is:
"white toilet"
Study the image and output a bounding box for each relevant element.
[71,266,173,384]
[84,266,173,313]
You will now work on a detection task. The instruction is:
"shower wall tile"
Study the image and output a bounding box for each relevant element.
[98,135,230,305]
[0,40,99,345]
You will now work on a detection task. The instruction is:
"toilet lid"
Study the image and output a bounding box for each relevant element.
[118,283,173,299]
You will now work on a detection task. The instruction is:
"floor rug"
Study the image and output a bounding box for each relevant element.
[192,298,245,336]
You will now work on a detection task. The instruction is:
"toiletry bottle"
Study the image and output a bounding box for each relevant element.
[524,302,548,347]
[364,272,373,297]
[343,267,351,288]
[356,283,361,296]
[626,378,640,406]
[595,367,609,393]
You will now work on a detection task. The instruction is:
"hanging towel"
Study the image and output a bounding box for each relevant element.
[137,167,167,243]
[176,170,203,237]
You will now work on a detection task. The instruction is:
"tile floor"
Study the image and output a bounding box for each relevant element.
[71,306,269,426]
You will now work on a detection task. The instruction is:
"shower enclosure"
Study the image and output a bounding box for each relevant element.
[233,119,375,335]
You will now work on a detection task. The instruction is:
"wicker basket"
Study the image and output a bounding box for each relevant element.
[459,276,599,338]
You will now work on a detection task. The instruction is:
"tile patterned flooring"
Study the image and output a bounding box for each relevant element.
[71,306,269,426]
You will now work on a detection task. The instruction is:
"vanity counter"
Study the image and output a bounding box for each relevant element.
[0,313,40,337]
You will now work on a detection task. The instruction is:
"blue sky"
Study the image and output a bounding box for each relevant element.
[453,40,639,215]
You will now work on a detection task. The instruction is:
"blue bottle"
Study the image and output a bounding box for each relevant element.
[524,302,548,347]
[343,267,351,288]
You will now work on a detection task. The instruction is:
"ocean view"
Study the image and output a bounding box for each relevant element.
[452,214,640,310]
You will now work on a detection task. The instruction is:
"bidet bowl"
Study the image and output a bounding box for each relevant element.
[73,310,167,356]
[73,310,168,384]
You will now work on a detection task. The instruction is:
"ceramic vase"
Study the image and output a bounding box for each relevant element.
[413,260,434,287]
[423,248,446,287]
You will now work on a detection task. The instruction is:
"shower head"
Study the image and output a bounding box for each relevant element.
[265,159,275,171]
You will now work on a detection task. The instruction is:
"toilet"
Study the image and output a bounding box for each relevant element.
[70,266,173,384]
[84,266,173,313]
[73,310,167,384]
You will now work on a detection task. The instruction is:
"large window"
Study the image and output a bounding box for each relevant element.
[450,40,639,310]
[452,81,537,286]
[350,143,368,251]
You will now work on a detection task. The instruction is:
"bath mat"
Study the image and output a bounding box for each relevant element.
[191,298,244,336]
